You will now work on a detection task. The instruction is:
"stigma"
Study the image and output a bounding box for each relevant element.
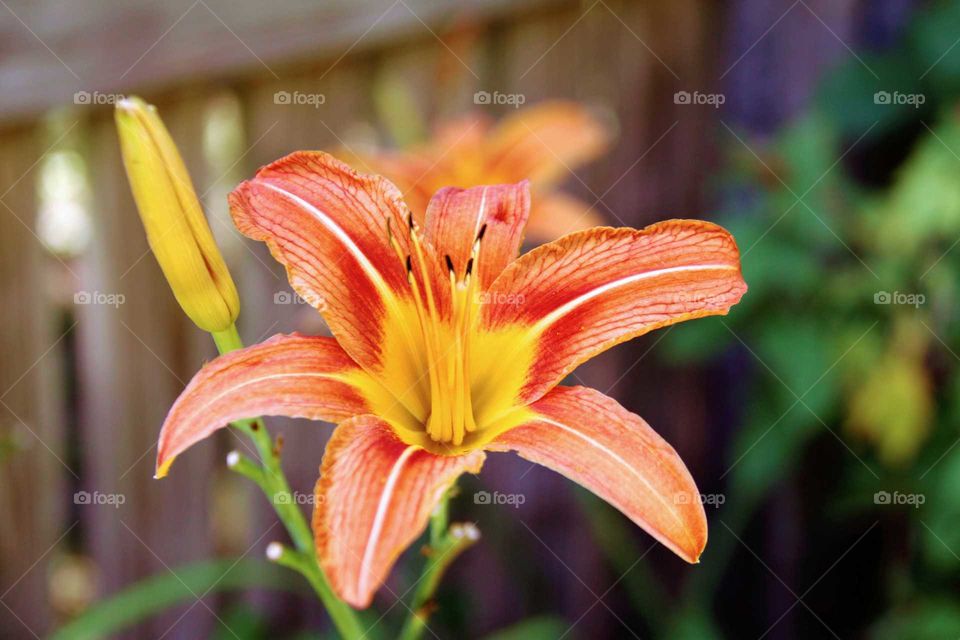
[388,214,485,446]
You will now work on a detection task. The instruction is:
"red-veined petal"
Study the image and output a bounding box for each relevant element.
[486,385,706,562]
[156,334,371,478]
[314,415,485,608]
[486,101,612,187]
[424,182,530,289]
[228,151,449,375]
[480,220,747,403]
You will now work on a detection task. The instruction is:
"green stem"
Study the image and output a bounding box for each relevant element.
[213,323,363,640]
[397,495,478,640]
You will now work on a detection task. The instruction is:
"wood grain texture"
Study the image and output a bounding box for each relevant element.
[0,0,568,125]
[0,124,68,638]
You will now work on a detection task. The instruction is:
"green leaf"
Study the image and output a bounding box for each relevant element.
[921,444,960,571]
[576,490,668,635]
[665,605,722,640]
[815,52,925,137]
[660,316,731,365]
[909,0,960,95]
[873,114,960,256]
[50,559,300,640]
[482,617,569,640]
[871,597,960,640]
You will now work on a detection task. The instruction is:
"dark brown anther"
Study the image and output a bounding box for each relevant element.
[406,254,413,274]
[444,255,455,274]
[464,257,474,277]
[407,211,415,231]
[476,223,488,241]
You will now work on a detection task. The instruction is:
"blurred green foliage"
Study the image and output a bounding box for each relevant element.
[624,1,960,636]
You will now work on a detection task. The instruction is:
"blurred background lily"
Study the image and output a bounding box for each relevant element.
[343,101,613,241]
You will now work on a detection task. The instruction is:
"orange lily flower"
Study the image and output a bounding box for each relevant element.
[350,100,612,242]
[155,151,746,608]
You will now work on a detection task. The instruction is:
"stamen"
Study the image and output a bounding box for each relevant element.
[399,216,487,446]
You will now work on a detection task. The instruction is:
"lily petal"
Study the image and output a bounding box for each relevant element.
[487,385,707,562]
[486,101,612,187]
[480,220,747,404]
[156,333,371,478]
[314,415,485,608]
[228,151,448,375]
[424,182,530,288]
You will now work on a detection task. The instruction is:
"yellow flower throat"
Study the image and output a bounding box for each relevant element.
[387,215,486,446]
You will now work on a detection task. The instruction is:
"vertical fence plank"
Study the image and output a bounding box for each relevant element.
[0,124,68,639]
[76,97,217,639]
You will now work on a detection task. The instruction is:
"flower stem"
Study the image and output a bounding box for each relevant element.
[397,493,479,640]
[213,323,363,639]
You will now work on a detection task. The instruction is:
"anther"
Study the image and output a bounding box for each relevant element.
[464,258,474,278]
[476,223,487,241]
[444,255,455,275]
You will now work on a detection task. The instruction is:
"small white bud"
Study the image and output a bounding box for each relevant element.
[265,542,284,561]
